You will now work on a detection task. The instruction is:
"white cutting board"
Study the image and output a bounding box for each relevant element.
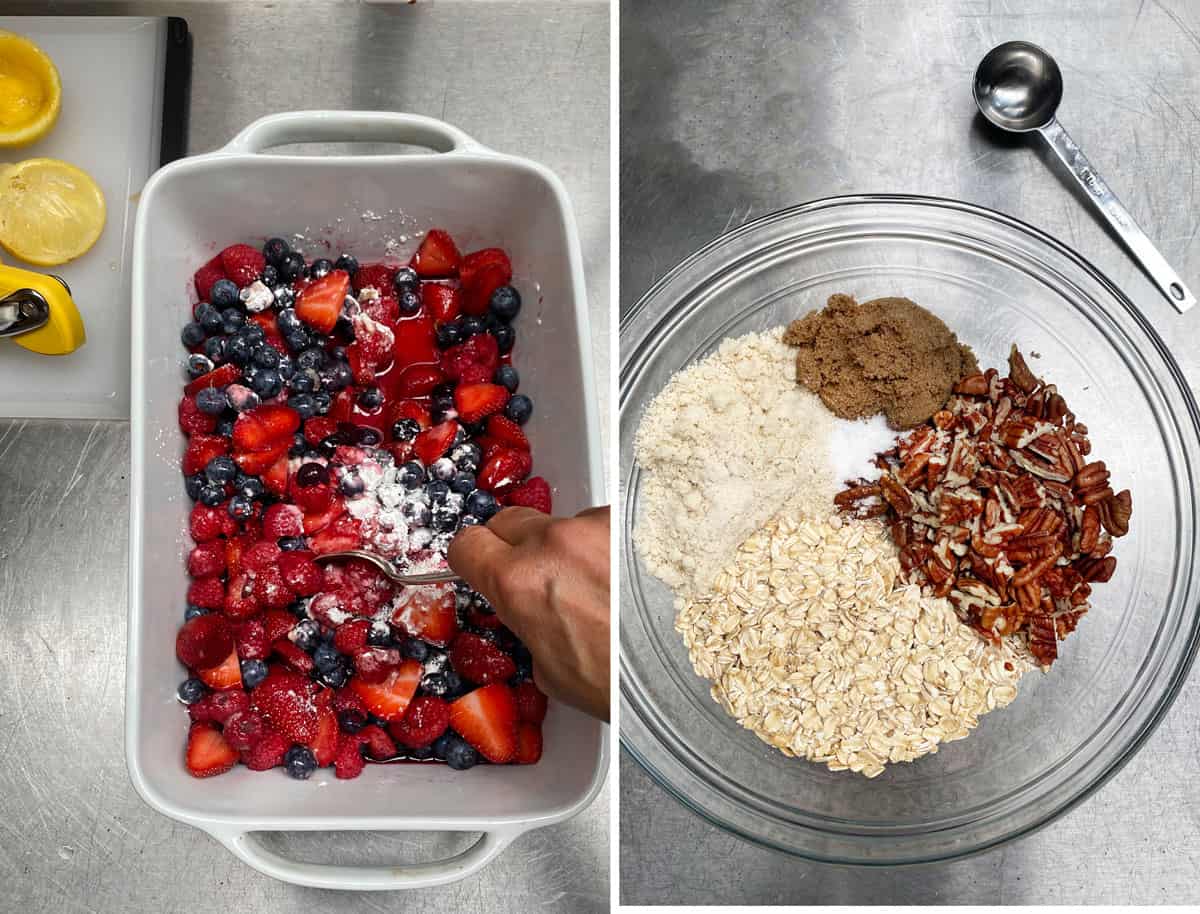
[0,16,169,419]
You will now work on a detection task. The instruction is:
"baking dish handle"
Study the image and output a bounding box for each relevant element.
[209,825,518,890]
[222,110,491,156]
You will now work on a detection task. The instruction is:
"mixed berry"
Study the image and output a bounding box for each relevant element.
[176,230,551,779]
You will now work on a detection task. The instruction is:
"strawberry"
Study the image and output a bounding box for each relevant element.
[413,420,459,465]
[513,681,548,724]
[453,383,508,423]
[440,333,499,381]
[252,564,295,611]
[295,270,350,333]
[411,229,461,277]
[330,388,356,423]
[190,502,237,543]
[242,540,282,572]
[333,619,371,655]
[389,695,451,749]
[358,723,396,760]
[185,363,241,397]
[459,248,512,315]
[234,441,289,475]
[222,710,266,751]
[352,263,396,295]
[302,499,345,535]
[187,542,226,578]
[422,283,461,324]
[309,707,339,767]
[391,585,458,646]
[176,613,233,669]
[198,649,244,690]
[396,364,446,398]
[353,646,402,684]
[392,315,439,369]
[242,728,289,771]
[449,633,517,685]
[233,619,269,660]
[262,454,290,497]
[178,395,217,436]
[292,479,334,514]
[347,659,422,722]
[220,243,266,286]
[478,447,533,492]
[183,434,230,476]
[193,254,227,301]
[449,683,518,763]
[186,721,239,777]
[302,416,339,446]
[188,688,250,725]
[186,576,226,611]
[272,637,315,675]
[224,570,261,619]
[309,516,361,554]
[515,722,543,765]
[459,364,494,385]
[261,608,297,644]
[277,551,324,595]
[334,733,366,779]
[233,404,301,452]
[224,530,255,575]
[252,670,320,743]
[504,476,552,514]
[390,398,432,431]
[486,414,529,451]
[262,503,304,539]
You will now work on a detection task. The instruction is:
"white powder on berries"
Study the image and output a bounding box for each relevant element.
[633,329,839,600]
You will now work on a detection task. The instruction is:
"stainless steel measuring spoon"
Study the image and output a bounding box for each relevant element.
[313,549,462,586]
[973,40,1195,314]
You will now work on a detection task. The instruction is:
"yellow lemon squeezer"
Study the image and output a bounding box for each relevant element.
[0,261,84,354]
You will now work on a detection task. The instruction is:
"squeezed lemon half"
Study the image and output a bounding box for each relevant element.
[0,158,106,266]
[0,30,62,149]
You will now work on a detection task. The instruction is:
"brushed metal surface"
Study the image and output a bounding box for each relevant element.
[0,2,609,911]
[620,0,1200,905]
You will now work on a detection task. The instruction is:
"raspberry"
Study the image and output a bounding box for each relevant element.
[334,733,366,779]
[187,542,226,578]
[333,620,371,655]
[186,576,226,610]
[242,729,289,770]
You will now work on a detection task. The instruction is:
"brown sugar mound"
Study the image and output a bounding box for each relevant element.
[782,293,977,429]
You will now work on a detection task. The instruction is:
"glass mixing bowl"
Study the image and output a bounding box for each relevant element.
[619,195,1200,865]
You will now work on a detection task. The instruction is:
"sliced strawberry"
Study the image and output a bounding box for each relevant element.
[233,404,301,453]
[422,283,462,324]
[410,228,462,277]
[186,721,239,777]
[330,388,356,423]
[242,728,289,771]
[358,723,396,760]
[478,447,533,492]
[309,515,361,554]
[295,269,350,333]
[222,710,266,752]
[459,248,512,315]
[233,619,269,660]
[352,647,402,684]
[262,454,290,497]
[224,570,261,619]
[224,530,255,575]
[352,263,396,295]
[440,333,499,381]
[486,415,529,451]
[309,707,339,767]
[347,659,423,722]
[450,632,517,685]
[413,420,459,465]
[396,364,446,397]
[504,476,552,514]
[220,243,266,286]
[198,649,243,690]
[449,683,518,763]
[179,395,217,436]
[261,608,297,644]
[185,362,241,397]
[333,619,371,655]
[302,499,345,535]
[346,345,375,386]
[390,585,458,646]
[251,670,321,743]
[272,637,315,675]
[188,688,250,725]
[262,503,304,540]
[252,564,295,611]
[183,434,230,476]
[453,383,509,423]
[389,695,451,749]
[186,576,226,611]
[193,254,227,301]
[277,551,324,595]
[233,441,289,475]
[515,722,543,764]
[513,681,548,724]
[392,315,439,369]
[187,542,226,578]
[176,614,233,669]
[334,733,367,779]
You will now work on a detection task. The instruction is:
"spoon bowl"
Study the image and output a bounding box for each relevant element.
[313,549,462,586]
[973,40,1063,132]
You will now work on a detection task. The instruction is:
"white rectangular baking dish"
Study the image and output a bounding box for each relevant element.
[126,111,607,890]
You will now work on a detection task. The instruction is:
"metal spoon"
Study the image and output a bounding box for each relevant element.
[973,40,1195,314]
[313,549,461,586]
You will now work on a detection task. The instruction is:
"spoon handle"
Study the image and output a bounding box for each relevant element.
[1037,118,1195,314]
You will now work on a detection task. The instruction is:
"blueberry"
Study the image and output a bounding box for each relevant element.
[452,442,483,472]
[338,709,367,733]
[323,362,353,391]
[314,642,341,672]
[391,418,421,441]
[313,390,332,414]
[442,670,464,696]
[505,394,532,425]
[512,643,534,680]
[392,266,419,293]
[466,490,499,520]
[278,535,308,553]
[483,313,504,334]
[334,253,359,275]
[226,334,253,366]
[357,386,384,411]
[184,604,208,621]
[184,473,204,500]
[427,480,450,503]
[195,387,227,415]
[260,263,279,287]
[277,308,302,335]
[421,674,450,697]
[284,745,317,780]
[202,337,227,363]
[220,309,246,335]
[398,461,425,489]
[290,371,316,395]
[430,392,455,423]
[431,732,455,759]
[367,621,393,647]
[435,322,461,349]
[291,619,320,651]
[430,457,456,481]
[491,324,515,354]
[263,237,291,264]
[288,393,318,419]
[289,432,307,457]
[210,279,240,310]
[195,302,223,334]
[460,315,485,338]
[238,476,266,500]
[272,285,296,309]
[244,324,266,345]
[177,678,207,704]
[397,289,421,316]
[227,494,254,520]
[432,505,459,532]
[296,347,325,371]
[444,735,478,770]
[278,251,306,281]
[460,514,483,527]
[277,356,295,380]
[318,663,350,689]
[297,462,329,487]
[215,417,236,438]
[253,346,280,369]
[489,285,521,321]
[181,322,205,347]
[285,330,311,353]
[403,502,433,527]
[449,472,476,495]
[186,353,214,380]
[494,364,519,392]
[251,368,283,399]
[354,426,381,446]
[310,258,333,278]
[401,638,430,662]
[407,744,435,760]
[205,455,238,484]
[240,659,268,689]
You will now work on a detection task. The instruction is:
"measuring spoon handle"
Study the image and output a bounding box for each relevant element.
[1038,118,1195,314]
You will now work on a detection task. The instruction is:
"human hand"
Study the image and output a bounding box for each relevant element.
[447,506,610,721]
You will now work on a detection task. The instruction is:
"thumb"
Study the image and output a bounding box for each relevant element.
[445,524,513,606]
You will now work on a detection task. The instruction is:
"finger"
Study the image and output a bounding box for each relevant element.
[484,505,552,545]
[446,524,513,601]
[575,505,610,522]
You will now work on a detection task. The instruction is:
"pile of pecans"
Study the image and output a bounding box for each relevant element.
[836,346,1131,668]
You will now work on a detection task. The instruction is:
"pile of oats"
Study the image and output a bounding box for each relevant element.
[676,511,1033,778]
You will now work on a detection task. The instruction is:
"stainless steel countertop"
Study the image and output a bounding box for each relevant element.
[0,2,609,911]
[620,0,1200,905]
